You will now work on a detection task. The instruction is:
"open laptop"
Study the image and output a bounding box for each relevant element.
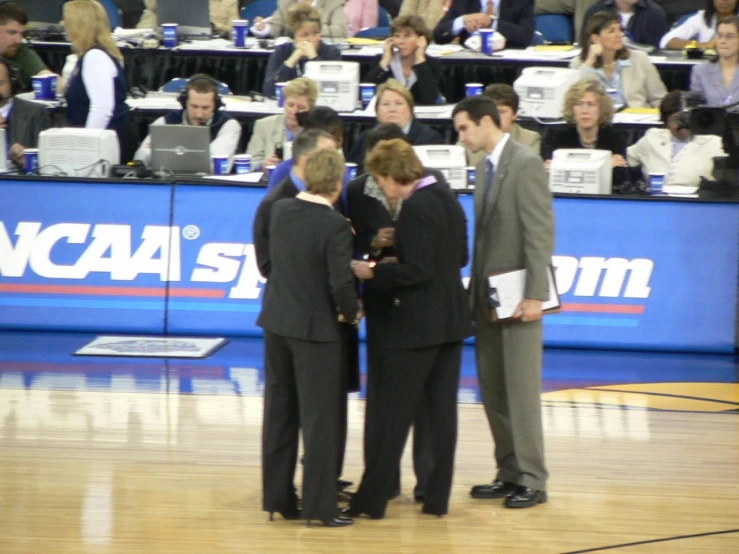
[150,125,211,175]
[156,0,211,37]
[17,0,63,29]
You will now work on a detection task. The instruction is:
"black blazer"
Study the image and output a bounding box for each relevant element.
[543,124,629,186]
[365,183,472,349]
[347,119,445,168]
[262,41,342,98]
[363,56,442,105]
[253,175,300,278]
[9,97,52,151]
[433,0,535,47]
[257,197,358,342]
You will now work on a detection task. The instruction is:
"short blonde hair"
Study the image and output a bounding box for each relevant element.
[305,149,344,195]
[377,79,415,112]
[63,0,123,63]
[562,80,614,127]
[287,3,321,33]
[365,139,423,184]
[283,77,319,107]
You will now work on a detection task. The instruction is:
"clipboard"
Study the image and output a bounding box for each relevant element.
[486,266,561,322]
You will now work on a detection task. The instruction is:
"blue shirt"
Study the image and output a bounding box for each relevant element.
[267,158,354,190]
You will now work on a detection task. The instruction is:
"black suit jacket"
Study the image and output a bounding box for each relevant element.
[365,183,472,350]
[9,97,52,151]
[257,197,357,342]
[543,124,629,186]
[364,56,442,105]
[433,0,534,47]
[347,119,445,169]
[253,176,300,278]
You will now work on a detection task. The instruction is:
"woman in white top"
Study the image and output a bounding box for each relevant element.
[627,91,725,188]
[660,0,739,50]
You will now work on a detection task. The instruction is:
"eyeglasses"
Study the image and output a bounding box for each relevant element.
[574,101,598,109]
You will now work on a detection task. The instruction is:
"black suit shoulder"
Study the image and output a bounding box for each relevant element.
[253,177,300,277]
[408,119,444,145]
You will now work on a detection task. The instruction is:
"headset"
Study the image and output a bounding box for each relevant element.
[0,56,21,99]
[177,73,223,111]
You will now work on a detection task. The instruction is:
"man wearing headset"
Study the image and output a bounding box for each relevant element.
[0,57,51,167]
[134,74,242,168]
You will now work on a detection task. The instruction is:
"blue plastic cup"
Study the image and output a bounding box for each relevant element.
[23,148,39,174]
[212,155,229,175]
[32,75,51,100]
[162,23,178,48]
[345,162,358,181]
[233,154,252,174]
[47,74,58,98]
[648,173,664,195]
[465,83,483,97]
[275,82,287,106]
[479,29,494,55]
[359,83,376,109]
[467,166,476,187]
[232,19,248,48]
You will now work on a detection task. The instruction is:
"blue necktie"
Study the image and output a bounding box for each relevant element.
[482,159,495,208]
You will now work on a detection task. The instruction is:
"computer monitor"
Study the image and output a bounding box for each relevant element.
[549,149,612,194]
[156,0,211,36]
[514,67,581,119]
[304,61,360,113]
[16,0,62,28]
[412,145,467,189]
[38,128,120,177]
[150,125,212,174]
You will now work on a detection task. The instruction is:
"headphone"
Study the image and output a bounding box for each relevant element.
[177,74,223,111]
[0,56,21,98]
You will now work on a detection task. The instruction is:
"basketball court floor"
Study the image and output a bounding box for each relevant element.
[0,331,737,553]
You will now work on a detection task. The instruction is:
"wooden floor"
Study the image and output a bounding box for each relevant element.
[1,381,738,554]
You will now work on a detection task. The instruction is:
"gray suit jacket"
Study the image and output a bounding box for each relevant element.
[246,113,286,168]
[9,96,52,150]
[471,139,554,314]
[466,124,541,166]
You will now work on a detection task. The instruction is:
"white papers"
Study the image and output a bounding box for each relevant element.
[663,185,699,195]
[487,267,560,320]
[203,173,264,183]
[613,112,661,124]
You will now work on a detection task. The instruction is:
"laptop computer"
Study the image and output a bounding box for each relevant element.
[150,125,211,175]
[156,0,211,37]
[17,0,63,28]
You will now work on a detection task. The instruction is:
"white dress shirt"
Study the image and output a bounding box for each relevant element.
[451,0,500,36]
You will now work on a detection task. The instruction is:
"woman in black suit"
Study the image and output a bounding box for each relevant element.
[543,80,629,186]
[257,148,359,528]
[347,139,472,520]
[364,15,442,105]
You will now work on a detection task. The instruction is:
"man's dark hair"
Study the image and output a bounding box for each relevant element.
[298,105,344,147]
[659,90,683,125]
[292,128,336,163]
[365,123,409,152]
[0,2,28,26]
[452,96,501,129]
[483,83,520,114]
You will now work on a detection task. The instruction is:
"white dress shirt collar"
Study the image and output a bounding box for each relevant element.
[486,132,511,168]
[296,191,334,208]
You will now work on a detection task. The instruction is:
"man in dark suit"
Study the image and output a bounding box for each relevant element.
[453,96,554,509]
[433,0,535,48]
[347,139,472,519]
[258,148,359,527]
[0,58,52,168]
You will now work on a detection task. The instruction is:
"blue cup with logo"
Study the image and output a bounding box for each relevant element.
[275,82,287,107]
[32,75,51,100]
[479,28,494,55]
[467,166,476,187]
[212,155,229,175]
[47,74,58,98]
[648,173,664,195]
[232,19,248,47]
[345,162,358,181]
[359,83,376,109]
[23,148,39,174]
[465,83,483,97]
[162,23,178,48]
[233,154,252,174]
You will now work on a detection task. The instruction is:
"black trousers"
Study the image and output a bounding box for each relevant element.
[351,341,463,518]
[262,332,343,520]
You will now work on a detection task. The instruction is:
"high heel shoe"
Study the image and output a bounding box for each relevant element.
[268,508,301,521]
[305,514,354,528]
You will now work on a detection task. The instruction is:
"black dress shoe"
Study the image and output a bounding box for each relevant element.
[268,507,301,521]
[469,480,517,499]
[306,514,354,528]
[504,486,548,508]
[341,507,384,520]
[420,506,445,517]
[414,494,425,503]
[337,479,353,490]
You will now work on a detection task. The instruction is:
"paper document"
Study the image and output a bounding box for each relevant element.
[487,267,560,321]
[203,173,264,183]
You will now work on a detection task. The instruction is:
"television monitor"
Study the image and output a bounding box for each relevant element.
[156,0,211,36]
[38,128,120,177]
[304,61,360,113]
[548,149,612,194]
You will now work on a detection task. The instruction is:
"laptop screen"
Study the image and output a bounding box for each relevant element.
[150,125,211,175]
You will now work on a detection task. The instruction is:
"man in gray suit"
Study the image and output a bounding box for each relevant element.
[452,96,554,509]
[0,57,52,168]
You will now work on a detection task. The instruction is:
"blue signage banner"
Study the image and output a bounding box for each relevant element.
[1,179,737,353]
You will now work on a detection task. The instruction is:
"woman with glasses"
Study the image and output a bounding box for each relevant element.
[543,80,629,186]
[570,11,666,109]
[660,0,739,50]
[690,16,739,106]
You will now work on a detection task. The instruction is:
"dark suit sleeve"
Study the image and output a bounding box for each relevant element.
[411,58,442,105]
[364,55,393,86]
[316,43,342,61]
[326,218,359,321]
[433,0,468,44]
[369,199,435,290]
[645,7,669,48]
[253,197,273,278]
[497,0,535,48]
[262,45,298,97]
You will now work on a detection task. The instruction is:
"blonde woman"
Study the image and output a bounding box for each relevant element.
[63,0,136,160]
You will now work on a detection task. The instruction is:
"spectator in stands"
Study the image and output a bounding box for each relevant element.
[0,2,51,90]
[627,90,725,188]
[571,11,666,108]
[399,0,452,32]
[134,74,242,167]
[364,16,441,105]
[534,0,596,44]
[114,0,145,28]
[690,16,739,106]
[344,0,378,36]
[543,80,629,186]
[434,0,535,47]
[252,0,348,39]
[135,0,239,32]
[653,0,696,27]
[0,57,52,168]
[580,0,669,48]
[262,3,341,98]
[247,77,318,170]
[63,0,137,161]
[136,0,156,27]
[347,79,444,168]
[660,0,739,50]
[464,83,541,165]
